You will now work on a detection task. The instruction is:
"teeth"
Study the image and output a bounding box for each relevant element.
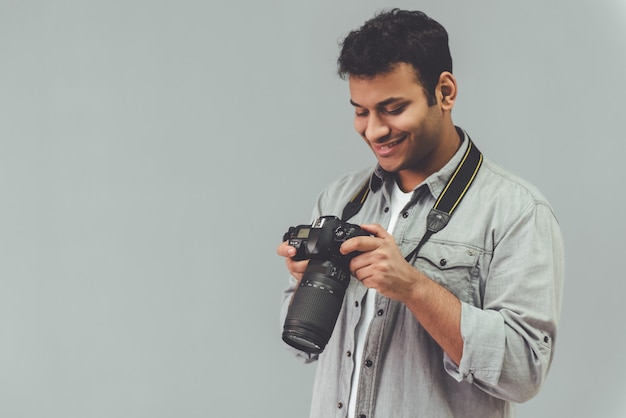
[380,138,402,149]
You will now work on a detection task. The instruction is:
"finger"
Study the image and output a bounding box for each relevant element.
[286,258,308,281]
[340,223,394,254]
[286,258,308,272]
[340,235,381,254]
[359,223,392,239]
[349,250,380,279]
[353,263,375,286]
[277,241,297,258]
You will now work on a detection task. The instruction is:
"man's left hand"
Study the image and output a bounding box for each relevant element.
[340,224,420,302]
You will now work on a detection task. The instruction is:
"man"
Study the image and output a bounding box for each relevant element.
[278,9,564,418]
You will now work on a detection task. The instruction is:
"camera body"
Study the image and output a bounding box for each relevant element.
[282,216,369,354]
[284,215,368,263]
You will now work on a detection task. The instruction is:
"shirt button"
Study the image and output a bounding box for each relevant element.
[364,359,373,367]
[337,402,343,409]
[354,301,359,308]
[384,207,389,213]
[439,259,447,266]
[544,336,550,343]
[359,415,366,418]
[402,211,409,218]
[346,351,352,357]
[377,309,384,316]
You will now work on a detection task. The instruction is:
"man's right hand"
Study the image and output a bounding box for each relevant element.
[277,241,309,281]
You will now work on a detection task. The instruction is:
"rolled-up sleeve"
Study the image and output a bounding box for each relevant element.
[444,202,565,402]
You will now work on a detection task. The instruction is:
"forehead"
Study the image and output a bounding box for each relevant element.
[348,63,426,106]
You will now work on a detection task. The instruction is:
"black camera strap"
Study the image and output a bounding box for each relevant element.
[342,181,371,222]
[341,137,483,262]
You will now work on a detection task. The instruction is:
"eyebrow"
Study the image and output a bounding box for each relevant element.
[350,97,406,108]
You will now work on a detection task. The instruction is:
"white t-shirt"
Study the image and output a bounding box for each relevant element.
[348,180,413,415]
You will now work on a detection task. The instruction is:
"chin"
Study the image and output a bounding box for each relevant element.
[378,162,402,173]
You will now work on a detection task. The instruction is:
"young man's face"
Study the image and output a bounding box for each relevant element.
[349,63,452,190]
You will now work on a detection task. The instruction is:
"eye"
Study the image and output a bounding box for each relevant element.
[383,105,406,115]
[354,109,369,117]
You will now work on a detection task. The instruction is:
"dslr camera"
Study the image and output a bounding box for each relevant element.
[282,215,369,354]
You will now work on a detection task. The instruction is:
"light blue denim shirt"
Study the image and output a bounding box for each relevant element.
[280,131,565,418]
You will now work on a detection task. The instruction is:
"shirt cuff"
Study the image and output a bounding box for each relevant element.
[443,302,505,385]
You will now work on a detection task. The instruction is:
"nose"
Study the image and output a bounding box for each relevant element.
[363,113,390,142]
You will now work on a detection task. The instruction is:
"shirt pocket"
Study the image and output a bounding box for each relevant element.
[410,240,481,304]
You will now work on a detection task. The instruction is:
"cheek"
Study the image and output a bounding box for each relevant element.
[395,114,422,134]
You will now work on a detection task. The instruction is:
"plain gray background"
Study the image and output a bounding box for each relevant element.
[1,0,625,417]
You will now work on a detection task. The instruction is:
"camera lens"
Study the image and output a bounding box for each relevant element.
[282,259,349,354]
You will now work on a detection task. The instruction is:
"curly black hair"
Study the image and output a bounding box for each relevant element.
[337,9,452,105]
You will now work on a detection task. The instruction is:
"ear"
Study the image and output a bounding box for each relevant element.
[437,72,457,111]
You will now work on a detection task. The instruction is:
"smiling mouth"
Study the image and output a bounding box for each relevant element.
[375,136,406,151]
